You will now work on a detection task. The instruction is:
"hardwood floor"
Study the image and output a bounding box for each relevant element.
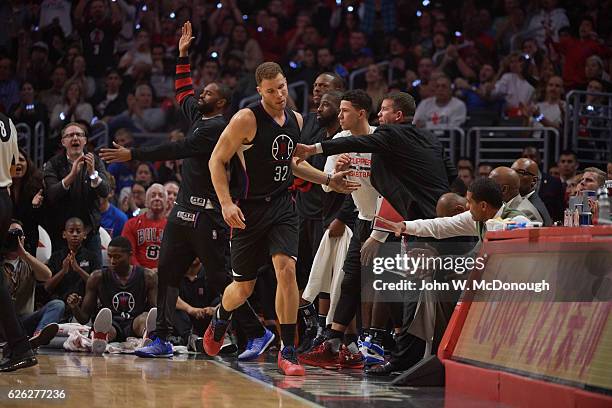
[0,353,312,408]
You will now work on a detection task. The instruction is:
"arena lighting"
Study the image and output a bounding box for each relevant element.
[416,10,422,17]
[242,14,248,20]
[91,116,98,125]
[257,26,263,32]
[217,2,222,9]
[336,0,342,5]
[141,4,147,11]
[211,52,219,59]
[170,12,176,19]
[347,6,354,12]
[135,23,141,30]
[59,112,66,121]
[587,105,595,111]
[33,26,39,32]
[422,0,431,6]
[289,61,298,69]
[455,31,462,37]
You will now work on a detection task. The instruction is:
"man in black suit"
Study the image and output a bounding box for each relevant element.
[512,158,553,226]
[521,146,564,223]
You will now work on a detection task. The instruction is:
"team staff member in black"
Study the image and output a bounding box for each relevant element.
[0,112,38,372]
[205,62,359,376]
[294,74,345,348]
[100,21,266,358]
[295,73,345,290]
[295,92,453,224]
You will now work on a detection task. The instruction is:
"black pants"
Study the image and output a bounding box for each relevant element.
[155,206,263,340]
[173,310,208,340]
[296,216,325,291]
[333,218,371,326]
[0,189,30,355]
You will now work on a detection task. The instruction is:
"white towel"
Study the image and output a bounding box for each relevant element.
[302,226,353,325]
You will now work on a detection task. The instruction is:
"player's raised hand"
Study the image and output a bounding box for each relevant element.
[328,170,360,193]
[100,142,132,163]
[179,21,195,57]
[221,202,246,229]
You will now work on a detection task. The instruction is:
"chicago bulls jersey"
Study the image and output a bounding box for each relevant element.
[121,213,167,269]
[241,102,301,200]
[98,266,146,322]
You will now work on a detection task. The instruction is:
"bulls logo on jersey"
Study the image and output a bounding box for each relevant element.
[112,291,136,318]
[271,134,294,160]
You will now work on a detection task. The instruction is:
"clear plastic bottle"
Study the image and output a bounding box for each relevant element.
[597,187,610,224]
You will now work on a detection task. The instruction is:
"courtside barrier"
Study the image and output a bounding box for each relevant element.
[439,226,612,407]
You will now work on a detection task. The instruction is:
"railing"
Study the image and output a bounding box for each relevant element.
[89,120,109,150]
[33,122,45,169]
[564,90,612,167]
[238,80,310,116]
[467,127,560,171]
[348,60,391,90]
[288,80,309,116]
[427,126,465,165]
[15,123,31,155]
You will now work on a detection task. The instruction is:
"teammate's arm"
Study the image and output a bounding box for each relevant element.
[291,159,359,194]
[144,269,157,309]
[209,109,256,229]
[100,120,221,163]
[175,21,200,123]
[67,270,101,324]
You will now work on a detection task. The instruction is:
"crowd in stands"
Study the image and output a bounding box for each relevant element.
[1,0,611,362]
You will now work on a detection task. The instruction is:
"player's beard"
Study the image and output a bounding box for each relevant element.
[198,100,216,114]
[317,112,337,128]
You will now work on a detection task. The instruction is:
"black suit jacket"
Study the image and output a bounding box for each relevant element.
[538,173,564,223]
[529,192,553,226]
[321,124,453,220]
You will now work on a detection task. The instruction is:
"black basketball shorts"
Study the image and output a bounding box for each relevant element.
[230,193,298,282]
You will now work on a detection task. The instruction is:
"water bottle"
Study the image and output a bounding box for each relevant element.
[597,187,611,224]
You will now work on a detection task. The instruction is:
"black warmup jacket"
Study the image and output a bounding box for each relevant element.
[320,123,455,220]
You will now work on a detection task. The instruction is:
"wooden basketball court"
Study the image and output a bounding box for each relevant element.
[0,350,465,407]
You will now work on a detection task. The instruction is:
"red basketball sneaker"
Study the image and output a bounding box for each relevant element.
[297,340,339,369]
[203,312,230,356]
[278,346,305,376]
[338,344,365,369]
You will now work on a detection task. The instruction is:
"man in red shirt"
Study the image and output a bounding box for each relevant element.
[547,16,611,90]
[122,183,167,270]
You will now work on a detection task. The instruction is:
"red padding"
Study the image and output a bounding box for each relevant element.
[445,359,612,408]
[445,360,500,403]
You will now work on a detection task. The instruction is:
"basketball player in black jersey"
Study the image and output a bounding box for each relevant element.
[205,62,360,375]
[101,21,268,359]
[67,237,158,353]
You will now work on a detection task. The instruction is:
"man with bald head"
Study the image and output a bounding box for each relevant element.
[512,158,552,226]
[436,192,468,217]
[521,146,564,222]
[489,166,542,223]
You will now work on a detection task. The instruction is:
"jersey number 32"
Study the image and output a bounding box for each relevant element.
[274,165,289,182]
